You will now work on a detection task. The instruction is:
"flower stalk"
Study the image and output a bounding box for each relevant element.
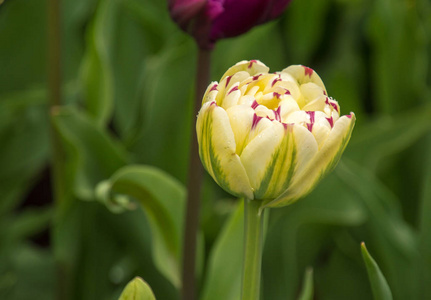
[242,199,265,300]
[181,48,212,300]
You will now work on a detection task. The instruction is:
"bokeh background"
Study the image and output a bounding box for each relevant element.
[0,0,430,299]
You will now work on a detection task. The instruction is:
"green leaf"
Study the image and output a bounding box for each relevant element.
[2,206,53,243]
[361,242,393,300]
[0,88,49,215]
[346,104,431,170]
[282,0,331,63]
[263,172,367,300]
[119,277,156,300]
[201,202,243,300]
[96,165,186,288]
[79,0,116,125]
[127,41,195,182]
[0,0,47,93]
[0,244,55,300]
[366,0,430,114]
[297,268,313,300]
[52,106,128,201]
[336,161,420,299]
[419,133,431,297]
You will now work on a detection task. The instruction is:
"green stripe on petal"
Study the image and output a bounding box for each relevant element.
[254,125,297,200]
[196,103,253,199]
[240,122,286,199]
[265,113,355,208]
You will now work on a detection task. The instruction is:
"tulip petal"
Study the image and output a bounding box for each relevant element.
[226,105,254,155]
[240,122,293,199]
[221,60,269,82]
[282,65,326,92]
[202,82,219,105]
[197,102,253,199]
[265,113,355,207]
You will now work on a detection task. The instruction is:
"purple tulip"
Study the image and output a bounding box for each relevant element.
[169,0,293,49]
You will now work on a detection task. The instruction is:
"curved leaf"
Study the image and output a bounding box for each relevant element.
[52,106,128,201]
[297,268,313,300]
[96,165,186,288]
[79,0,116,125]
[361,243,393,300]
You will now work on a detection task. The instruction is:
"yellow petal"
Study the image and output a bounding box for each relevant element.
[240,121,287,199]
[265,113,355,208]
[202,82,219,105]
[226,104,254,155]
[221,60,269,81]
[282,65,326,92]
[197,102,253,199]
[220,83,241,109]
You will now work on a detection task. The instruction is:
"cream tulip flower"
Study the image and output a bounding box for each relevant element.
[197,60,355,208]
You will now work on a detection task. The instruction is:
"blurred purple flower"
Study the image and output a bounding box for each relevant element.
[168,0,292,49]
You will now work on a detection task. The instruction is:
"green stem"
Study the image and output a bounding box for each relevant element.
[181,47,212,300]
[242,199,265,300]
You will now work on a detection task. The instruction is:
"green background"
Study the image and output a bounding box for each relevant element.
[0,0,430,299]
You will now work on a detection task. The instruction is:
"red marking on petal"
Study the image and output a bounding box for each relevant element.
[346,114,352,119]
[306,111,315,132]
[326,117,334,128]
[210,84,218,92]
[251,100,259,109]
[272,78,282,87]
[307,111,315,123]
[330,102,339,112]
[248,60,257,68]
[252,74,261,81]
[325,97,330,105]
[284,89,291,95]
[228,86,238,95]
[225,76,232,87]
[274,106,282,122]
[274,92,281,99]
[251,114,263,129]
[303,66,314,78]
[323,90,327,95]
[210,101,217,107]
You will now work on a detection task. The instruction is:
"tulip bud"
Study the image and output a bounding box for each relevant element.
[168,0,293,49]
[196,60,355,208]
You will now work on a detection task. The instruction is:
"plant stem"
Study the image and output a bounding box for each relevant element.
[48,0,65,204]
[181,48,211,300]
[242,199,265,300]
[48,1,68,299]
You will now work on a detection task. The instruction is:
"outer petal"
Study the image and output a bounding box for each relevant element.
[265,113,356,208]
[169,0,207,28]
[197,102,253,199]
[240,119,309,200]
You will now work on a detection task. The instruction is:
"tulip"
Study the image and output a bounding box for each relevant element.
[168,0,293,49]
[196,60,355,208]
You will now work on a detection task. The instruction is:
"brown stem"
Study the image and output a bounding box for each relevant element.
[181,48,212,300]
[48,1,68,299]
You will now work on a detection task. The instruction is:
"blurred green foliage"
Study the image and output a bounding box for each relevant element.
[0,0,430,299]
